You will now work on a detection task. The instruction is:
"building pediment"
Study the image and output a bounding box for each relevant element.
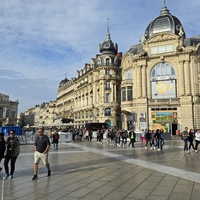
[146,33,178,45]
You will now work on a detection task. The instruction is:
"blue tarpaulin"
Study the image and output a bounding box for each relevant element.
[0,126,22,136]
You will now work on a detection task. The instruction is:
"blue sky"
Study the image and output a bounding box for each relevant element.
[0,0,200,113]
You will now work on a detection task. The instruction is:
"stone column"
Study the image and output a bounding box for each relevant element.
[137,65,142,97]
[184,60,191,95]
[179,60,185,96]
[142,65,147,97]
[111,81,114,102]
[102,81,105,102]
[193,60,199,95]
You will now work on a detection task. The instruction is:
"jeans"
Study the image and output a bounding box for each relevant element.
[4,156,18,175]
[183,138,188,151]
[53,142,58,149]
[160,138,164,149]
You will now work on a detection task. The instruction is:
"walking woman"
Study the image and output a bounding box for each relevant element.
[52,130,59,150]
[188,129,195,153]
[4,130,20,180]
[0,132,6,172]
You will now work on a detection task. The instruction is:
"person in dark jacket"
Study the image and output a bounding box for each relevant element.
[145,130,152,149]
[4,130,20,180]
[188,129,195,153]
[52,130,59,150]
[0,132,6,172]
[128,129,136,147]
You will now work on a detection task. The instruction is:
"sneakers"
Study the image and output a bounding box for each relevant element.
[8,175,13,180]
[187,150,190,154]
[195,150,198,153]
[47,170,51,177]
[157,149,160,151]
[32,175,38,180]
[3,174,9,180]
[145,146,147,149]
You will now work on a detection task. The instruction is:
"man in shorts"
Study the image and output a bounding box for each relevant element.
[32,127,51,180]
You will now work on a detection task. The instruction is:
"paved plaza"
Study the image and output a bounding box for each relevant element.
[1,137,200,200]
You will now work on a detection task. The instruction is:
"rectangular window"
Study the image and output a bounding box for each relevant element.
[122,87,126,101]
[127,87,133,101]
[98,94,100,102]
[105,94,110,102]
[150,44,174,55]
[105,69,110,75]
[105,81,110,89]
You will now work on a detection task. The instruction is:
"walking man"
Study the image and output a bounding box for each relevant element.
[32,127,51,180]
[128,129,136,147]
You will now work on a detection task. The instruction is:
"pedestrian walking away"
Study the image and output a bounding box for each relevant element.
[4,130,20,180]
[32,127,51,180]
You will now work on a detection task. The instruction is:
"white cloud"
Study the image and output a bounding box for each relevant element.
[0,0,200,113]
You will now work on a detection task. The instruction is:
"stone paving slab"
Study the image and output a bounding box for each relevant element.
[0,139,200,200]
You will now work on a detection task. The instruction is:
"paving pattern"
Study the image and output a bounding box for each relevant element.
[1,137,200,200]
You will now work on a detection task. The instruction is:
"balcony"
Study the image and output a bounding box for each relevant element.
[121,79,132,86]
[105,87,111,91]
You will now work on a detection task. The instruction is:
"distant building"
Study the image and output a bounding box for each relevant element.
[0,92,19,126]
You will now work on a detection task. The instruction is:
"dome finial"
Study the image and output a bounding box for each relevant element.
[164,0,166,7]
[105,17,111,41]
[107,17,109,33]
[160,0,170,16]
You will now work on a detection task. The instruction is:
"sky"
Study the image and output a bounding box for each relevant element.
[0,0,200,113]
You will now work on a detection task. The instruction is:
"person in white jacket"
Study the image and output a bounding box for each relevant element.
[194,129,200,153]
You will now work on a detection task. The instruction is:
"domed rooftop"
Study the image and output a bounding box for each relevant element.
[99,27,118,55]
[143,1,186,41]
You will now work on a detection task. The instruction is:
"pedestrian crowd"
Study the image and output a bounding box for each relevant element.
[181,127,200,154]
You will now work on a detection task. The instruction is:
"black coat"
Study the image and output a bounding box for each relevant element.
[0,139,6,159]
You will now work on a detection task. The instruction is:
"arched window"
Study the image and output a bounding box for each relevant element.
[105,120,111,127]
[11,111,15,118]
[106,58,110,66]
[104,108,111,116]
[151,62,176,80]
[151,63,177,99]
[125,69,132,80]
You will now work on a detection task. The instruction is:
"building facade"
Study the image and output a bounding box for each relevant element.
[0,92,19,126]
[121,4,200,134]
[57,29,122,127]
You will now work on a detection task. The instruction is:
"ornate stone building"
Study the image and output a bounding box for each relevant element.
[0,92,19,126]
[19,101,57,127]
[121,4,200,134]
[57,28,122,127]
